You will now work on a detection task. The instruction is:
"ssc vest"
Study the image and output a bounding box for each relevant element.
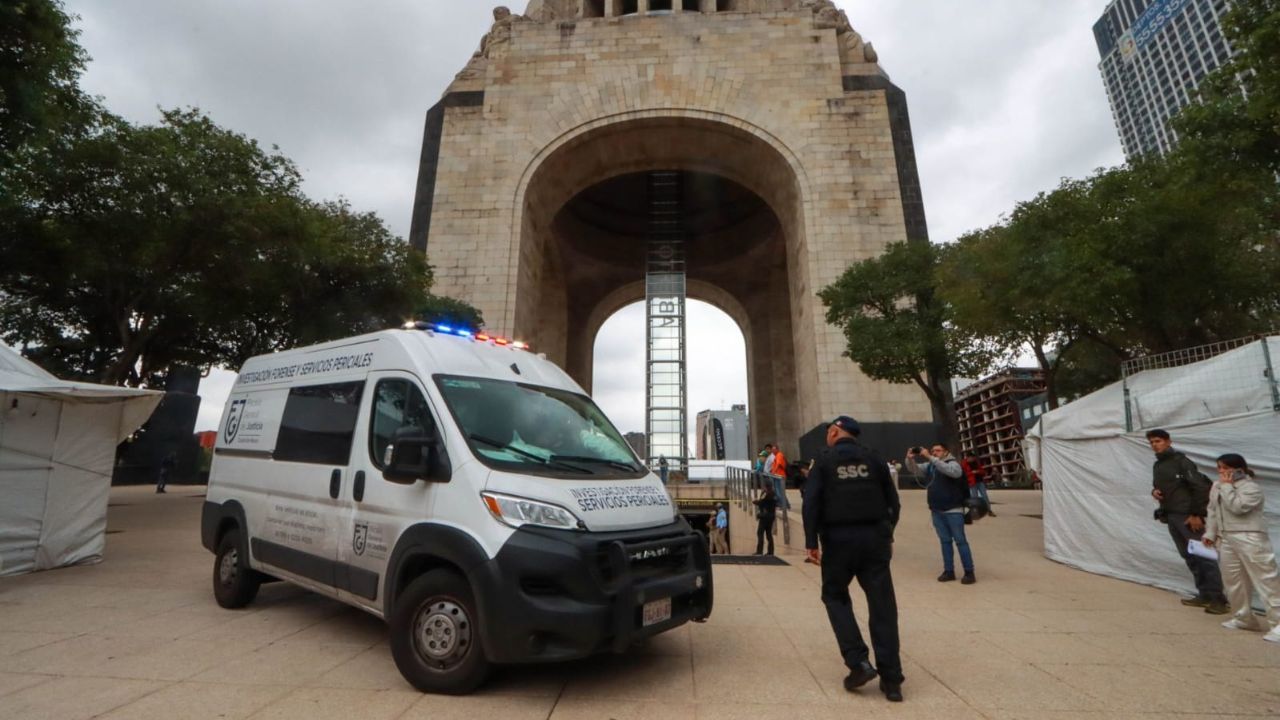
[821,446,891,526]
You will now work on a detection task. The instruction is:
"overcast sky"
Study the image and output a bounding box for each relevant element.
[63,0,1124,443]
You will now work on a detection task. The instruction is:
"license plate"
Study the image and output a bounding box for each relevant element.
[642,597,672,627]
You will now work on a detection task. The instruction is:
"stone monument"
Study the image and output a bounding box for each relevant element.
[410,0,937,450]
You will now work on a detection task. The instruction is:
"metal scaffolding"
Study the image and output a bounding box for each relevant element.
[645,171,687,475]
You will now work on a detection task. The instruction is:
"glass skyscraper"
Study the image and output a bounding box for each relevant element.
[1093,0,1235,158]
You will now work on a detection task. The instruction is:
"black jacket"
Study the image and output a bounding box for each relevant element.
[803,438,899,549]
[1152,449,1211,516]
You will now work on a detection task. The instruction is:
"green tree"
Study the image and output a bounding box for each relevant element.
[0,0,94,158]
[941,161,1280,406]
[0,109,431,386]
[819,241,997,444]
[1173,0,1280,174]
[416,294,485,331]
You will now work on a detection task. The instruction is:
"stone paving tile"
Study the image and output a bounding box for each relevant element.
[0,676,164,720]
[1037,663,1280,716]
[246,687,421,720]
[549,698,697,720]
[400,693,559,719]
[96,681,291,720]
[558,651,694,703]
[188,641,369,687]
[0,630,74,656]
[0,671,55,698]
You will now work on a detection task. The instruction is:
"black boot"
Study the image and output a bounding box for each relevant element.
[879,679,903,702]
[843,661,878,691]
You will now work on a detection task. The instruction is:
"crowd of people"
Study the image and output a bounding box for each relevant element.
[721,421,1280,704]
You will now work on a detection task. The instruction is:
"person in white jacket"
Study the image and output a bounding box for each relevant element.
[1202,454,1280,643]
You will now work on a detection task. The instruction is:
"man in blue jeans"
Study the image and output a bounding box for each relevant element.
[905,444,976,584]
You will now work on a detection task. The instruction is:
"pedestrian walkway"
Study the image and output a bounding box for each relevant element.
[0,487,1276,719]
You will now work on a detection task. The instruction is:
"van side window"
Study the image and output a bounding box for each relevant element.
[274,382,365,465]
[370,379,434,469]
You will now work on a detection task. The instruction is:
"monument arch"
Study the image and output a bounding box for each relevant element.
[411,0,937,452]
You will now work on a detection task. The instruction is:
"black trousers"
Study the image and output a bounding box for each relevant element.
[756,515,775,554]
[1166,512,1227,603]
[821,524,903,684]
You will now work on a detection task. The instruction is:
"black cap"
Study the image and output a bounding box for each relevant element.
[831,415,861,436]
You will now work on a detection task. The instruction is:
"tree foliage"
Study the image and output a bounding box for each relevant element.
[1173,0,1280,175]
[0,0,94,158]
[415,294,485,331]
[819,241,997,442]
[0,109,432,386]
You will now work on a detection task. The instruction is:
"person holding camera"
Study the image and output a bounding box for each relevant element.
[905,443,976,584]
[803,416,903,703]
[1147,429,1228,614]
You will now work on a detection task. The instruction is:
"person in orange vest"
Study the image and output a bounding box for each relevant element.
[765,443,789,511]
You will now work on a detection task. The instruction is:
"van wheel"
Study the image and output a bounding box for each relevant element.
[390,569,491,694]
[213,530,261,609]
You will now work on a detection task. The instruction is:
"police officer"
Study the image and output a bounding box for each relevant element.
[803,416,903,703]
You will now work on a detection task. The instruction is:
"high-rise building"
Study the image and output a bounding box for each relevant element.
[695,406,749,461]
[1093,0,1234,158]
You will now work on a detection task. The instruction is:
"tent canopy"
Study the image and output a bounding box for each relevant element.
[1026,338,1280,594]
[1,346,162,576]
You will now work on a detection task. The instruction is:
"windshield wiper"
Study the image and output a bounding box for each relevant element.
[549,455,644,473]
[469,434,592,474]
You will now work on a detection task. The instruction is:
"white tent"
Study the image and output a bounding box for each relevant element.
[1026,337,1280,595]
[0,347,162,576]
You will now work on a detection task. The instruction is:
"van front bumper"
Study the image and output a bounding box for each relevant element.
[468,519,713,664]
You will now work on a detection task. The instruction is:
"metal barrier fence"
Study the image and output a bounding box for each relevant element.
[725,466,790,546]
[1121,334,1280,432]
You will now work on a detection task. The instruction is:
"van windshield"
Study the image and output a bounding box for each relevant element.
[434,375,646,478]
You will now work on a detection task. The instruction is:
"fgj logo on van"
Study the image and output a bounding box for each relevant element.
[353,522,369,557]
[224,399,247,444]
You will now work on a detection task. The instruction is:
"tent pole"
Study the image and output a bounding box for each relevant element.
[1261,339,1280,412]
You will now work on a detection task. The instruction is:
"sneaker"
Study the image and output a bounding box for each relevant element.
[961,572,977,585]
[1222,618,1265,632]
[843,661,878,691]
[1204,602,1231,616]
[1180,596,1210,608]
[1264,630,1280,644]
[879,679,903,702]
[937,571,956,582]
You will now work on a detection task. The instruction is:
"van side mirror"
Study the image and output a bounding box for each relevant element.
[382,426,452,485]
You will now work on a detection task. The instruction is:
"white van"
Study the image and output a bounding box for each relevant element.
[201,324,713,693]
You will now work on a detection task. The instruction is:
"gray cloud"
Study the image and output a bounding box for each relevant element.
[67,1,1125,434]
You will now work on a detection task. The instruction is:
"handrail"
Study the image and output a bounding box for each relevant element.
[724,467,791,546]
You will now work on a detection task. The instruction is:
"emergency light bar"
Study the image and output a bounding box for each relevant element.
[402,321,530,351]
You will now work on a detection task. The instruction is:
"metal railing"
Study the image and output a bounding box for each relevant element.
[725,467,791,546]
[1121,334,1279,431]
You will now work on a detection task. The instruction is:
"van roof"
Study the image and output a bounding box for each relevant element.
[231,328,581,394]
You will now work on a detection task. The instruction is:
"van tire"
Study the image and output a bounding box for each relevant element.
[213,530,261,609]
[390,569,491,694]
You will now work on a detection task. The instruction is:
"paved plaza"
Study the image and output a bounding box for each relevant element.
[1,486,1277,720]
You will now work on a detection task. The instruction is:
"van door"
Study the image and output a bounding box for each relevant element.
[255,380,366,597]
[337,371,440,611]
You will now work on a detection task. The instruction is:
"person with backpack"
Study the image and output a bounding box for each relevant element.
[905,444,976,585]
[961,452,995,517]
[1146,429,1229,614]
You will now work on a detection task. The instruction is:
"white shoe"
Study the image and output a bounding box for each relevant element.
[1264,630,1280,644]
[1222,618,1265,631]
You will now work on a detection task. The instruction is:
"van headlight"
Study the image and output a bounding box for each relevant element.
[481,492,585,531]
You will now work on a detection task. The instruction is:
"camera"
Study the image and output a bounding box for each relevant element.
[1153,508,1168,524]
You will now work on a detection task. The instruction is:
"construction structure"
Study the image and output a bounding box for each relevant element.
[955,368,1047,484]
